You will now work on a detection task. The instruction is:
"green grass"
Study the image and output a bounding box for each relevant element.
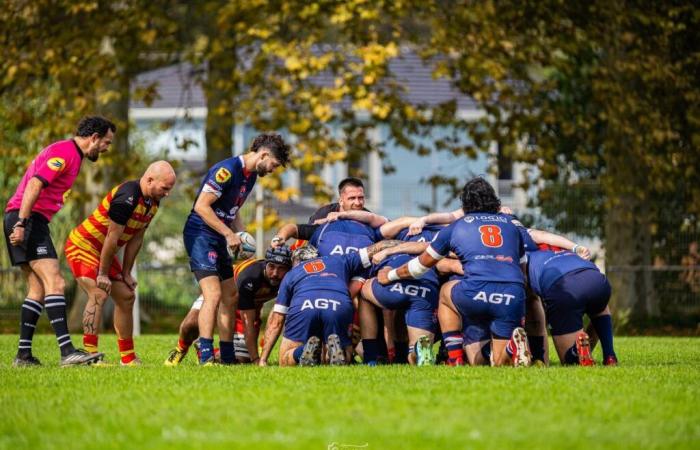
[1,335,699,450]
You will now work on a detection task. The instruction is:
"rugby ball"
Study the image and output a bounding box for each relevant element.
[232,231,257,261]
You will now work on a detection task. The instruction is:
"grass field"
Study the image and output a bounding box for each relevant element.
[1,335,699,450]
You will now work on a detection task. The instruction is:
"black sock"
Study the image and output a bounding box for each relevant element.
[44,295,75,356]
[528,335,545,362]
[394,341,409,364]
[362,338,380,364]
[591,314,616,359]
[563,344,579,365]
[18,298,43,357]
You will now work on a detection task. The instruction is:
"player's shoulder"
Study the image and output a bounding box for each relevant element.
[40,139,80,169]
[207,157,239,183]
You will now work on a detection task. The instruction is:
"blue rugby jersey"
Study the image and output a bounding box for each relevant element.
[184,156,257,238]
[527,249,600,297]
[428,213,526,285]
[274,253,371,312]
[309,219,383,257]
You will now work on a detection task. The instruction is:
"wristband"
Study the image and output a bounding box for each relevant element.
[271,236,285,245]
[13,218,28,229]
[387,269,400,282]
[572,244,579,253]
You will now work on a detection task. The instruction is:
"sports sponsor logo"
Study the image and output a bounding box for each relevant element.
[36,246,48,255]
[300,298,341,311]
[464,215,475,223]
[473,291,515,305]
[215,167,232,183]
[208,251,218,264]
[389,283,432,298]
[329,245,359,255]
[47,157,66,172]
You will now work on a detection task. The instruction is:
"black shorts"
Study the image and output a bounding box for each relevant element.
[3,210,57,266]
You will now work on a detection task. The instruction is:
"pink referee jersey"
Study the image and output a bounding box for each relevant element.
[5,139,84,222]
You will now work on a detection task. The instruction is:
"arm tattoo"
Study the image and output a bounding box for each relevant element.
[365,240,402,259]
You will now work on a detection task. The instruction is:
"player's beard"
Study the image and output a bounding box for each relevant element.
[256,161,270,177]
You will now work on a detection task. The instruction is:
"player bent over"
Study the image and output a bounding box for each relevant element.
[164,246,292,365]
[4,116,115,366]
[66,161,176,365]
[183,133,290,365]
[259,241,400,366]
[528,247,617,366]
[360,252,439,366]
[378,177,531,367]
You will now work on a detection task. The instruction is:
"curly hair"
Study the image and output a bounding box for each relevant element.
[460,177,501,214]
[249,133,291,167]
[75,116,116,138]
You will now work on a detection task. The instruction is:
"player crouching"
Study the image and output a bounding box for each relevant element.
[164,246,292,366]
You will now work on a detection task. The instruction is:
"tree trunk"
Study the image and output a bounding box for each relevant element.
[203,49,236,167]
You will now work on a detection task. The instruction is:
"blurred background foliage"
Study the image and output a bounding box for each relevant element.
[0,0,698,330]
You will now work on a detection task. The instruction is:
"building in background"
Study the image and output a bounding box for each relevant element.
[129,54,527,221]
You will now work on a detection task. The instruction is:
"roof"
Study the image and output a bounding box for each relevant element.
[130,51,477,111]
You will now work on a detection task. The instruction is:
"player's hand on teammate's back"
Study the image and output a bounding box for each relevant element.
[372,250,389,265]
[122,273,138,291]
[499,205,514,215]
[315,211,341,225]
[96,274,112,294]
[575,245,591,260]
[408,218,425,236]
[226,231,243,257]
[376,267,392,285]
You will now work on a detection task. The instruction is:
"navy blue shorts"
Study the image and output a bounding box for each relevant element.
[183,229,233,281]
[451,280,526,344]
[543,269,611,335]
[370,279,438,333]
[284,291,354,348]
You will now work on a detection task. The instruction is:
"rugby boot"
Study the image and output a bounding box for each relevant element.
[299,336,322,366]
[121,355,143,367]
[510,327,532,368]
[575,332,595,366]
[327,334,347,366]
[415,335,435,366]
[60,349,104,367]
[604,355,619,366]
[164,347,187,366]
[12,354,41,367]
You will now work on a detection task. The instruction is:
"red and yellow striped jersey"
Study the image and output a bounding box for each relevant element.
[67,180,158,258]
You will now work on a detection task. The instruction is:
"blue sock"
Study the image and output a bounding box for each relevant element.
[293,345,305,363]
[394,341,409,364]
[219,340,235,364]
[591,314,616,359]
[563,344,579,365]
[528,335,545,362]
[362,338,380,364]
[480,342,491,362]
[198,337,214,364]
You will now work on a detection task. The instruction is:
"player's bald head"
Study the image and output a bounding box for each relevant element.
[145,160,176,181]
[142,160,176,200]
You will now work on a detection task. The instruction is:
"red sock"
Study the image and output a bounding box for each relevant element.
[118,338,136,364]
[83,334,99,353]
[177,338,191,353]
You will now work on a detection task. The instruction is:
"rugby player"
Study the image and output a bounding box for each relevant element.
[4,116,114,367]
[183,133,290,364]
[164,246,292,365]
[65,161,176,365]
[306,177,376,224]
[527,246,618,366]
[378,177,532,367]
[259,240,401,366]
